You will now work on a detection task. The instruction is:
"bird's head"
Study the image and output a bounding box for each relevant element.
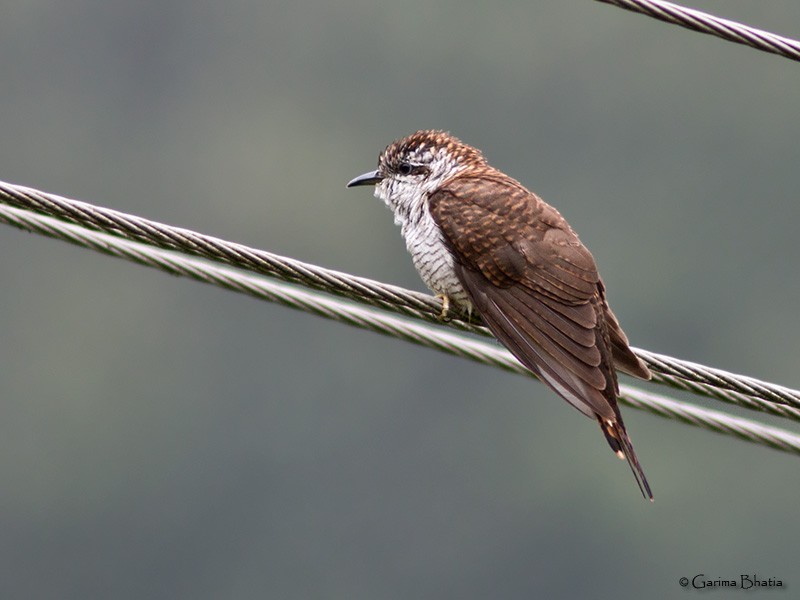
[347,130,486,212]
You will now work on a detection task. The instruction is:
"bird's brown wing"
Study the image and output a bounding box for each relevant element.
[603,297,652,380]
[429,173,652,499]
[429,173,617,420]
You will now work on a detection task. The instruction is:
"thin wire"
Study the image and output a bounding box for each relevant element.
[0,181,456,328]
[595,0,800,63]
[1,179,799,414]
[637,349,800,417]
[618,387,800,455]
[2,203,800,457]
[646,369,800,422]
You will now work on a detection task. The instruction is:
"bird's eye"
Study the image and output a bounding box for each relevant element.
[396,162,429,176]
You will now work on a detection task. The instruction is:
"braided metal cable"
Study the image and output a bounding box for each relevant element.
[595,0,800,63]
[645,369,800,423]
[0,181,462,330]
[0,203,536,376]
[3,201,799,456]
[1,179,799,416]
[618,387,800,455]
[638,349,800,415]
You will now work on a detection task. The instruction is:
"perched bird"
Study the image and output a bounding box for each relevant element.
[347,130,653,500]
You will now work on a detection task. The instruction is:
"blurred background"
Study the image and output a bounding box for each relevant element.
[0,1,798,597]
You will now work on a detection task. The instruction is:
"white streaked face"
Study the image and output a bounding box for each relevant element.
[375,144,465,214]
[348,130,486,225]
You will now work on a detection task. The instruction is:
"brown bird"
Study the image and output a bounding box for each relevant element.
[348,130,653,500]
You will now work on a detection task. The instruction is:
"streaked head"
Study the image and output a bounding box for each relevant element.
[347,130,486,209]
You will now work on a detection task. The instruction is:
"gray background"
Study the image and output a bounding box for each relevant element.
[0,1,798,598]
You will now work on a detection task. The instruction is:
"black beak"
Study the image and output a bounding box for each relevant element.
[346,170,383,188]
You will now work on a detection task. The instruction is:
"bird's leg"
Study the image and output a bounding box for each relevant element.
[435,294,451,321]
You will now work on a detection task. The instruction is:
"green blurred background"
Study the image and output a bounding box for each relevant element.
[1,1,798,598]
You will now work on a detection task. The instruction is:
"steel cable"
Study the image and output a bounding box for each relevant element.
[1,179,799,416]
[1,180,799,411]
[595,0,800,63]
[2,202,800,456]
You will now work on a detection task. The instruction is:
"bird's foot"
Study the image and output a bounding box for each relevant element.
[435,294,451,321]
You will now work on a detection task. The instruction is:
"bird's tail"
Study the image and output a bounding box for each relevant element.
[599,417,653,502]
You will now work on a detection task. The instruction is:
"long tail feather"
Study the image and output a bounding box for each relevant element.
[599,417,654,501]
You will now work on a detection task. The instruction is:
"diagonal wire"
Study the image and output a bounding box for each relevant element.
[646,370,800,422]
[595,0,800,63]
[1,179,799,416]
[637,349,800,418]
[2,201,800,456]
[618,387,800,455]
[0,181,456,328]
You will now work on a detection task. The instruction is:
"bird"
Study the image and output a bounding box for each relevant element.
[347,130,654,500]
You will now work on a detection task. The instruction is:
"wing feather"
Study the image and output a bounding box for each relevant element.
[459,266,613,419]
[506,286,595,348]
[429,176,618,418]
[428,172,653,499]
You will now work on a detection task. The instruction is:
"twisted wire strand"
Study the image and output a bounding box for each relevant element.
[2,179,800,415]
[3,202,799,456]
[595,0,800,63]
[618,387,800,455]
[0,181,469,330]
[646,369,800,423]
[638,349,800,416]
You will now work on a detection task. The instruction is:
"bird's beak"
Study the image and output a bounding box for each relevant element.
[346,170,383,188]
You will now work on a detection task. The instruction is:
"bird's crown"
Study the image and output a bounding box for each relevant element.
[378,130,486,175]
